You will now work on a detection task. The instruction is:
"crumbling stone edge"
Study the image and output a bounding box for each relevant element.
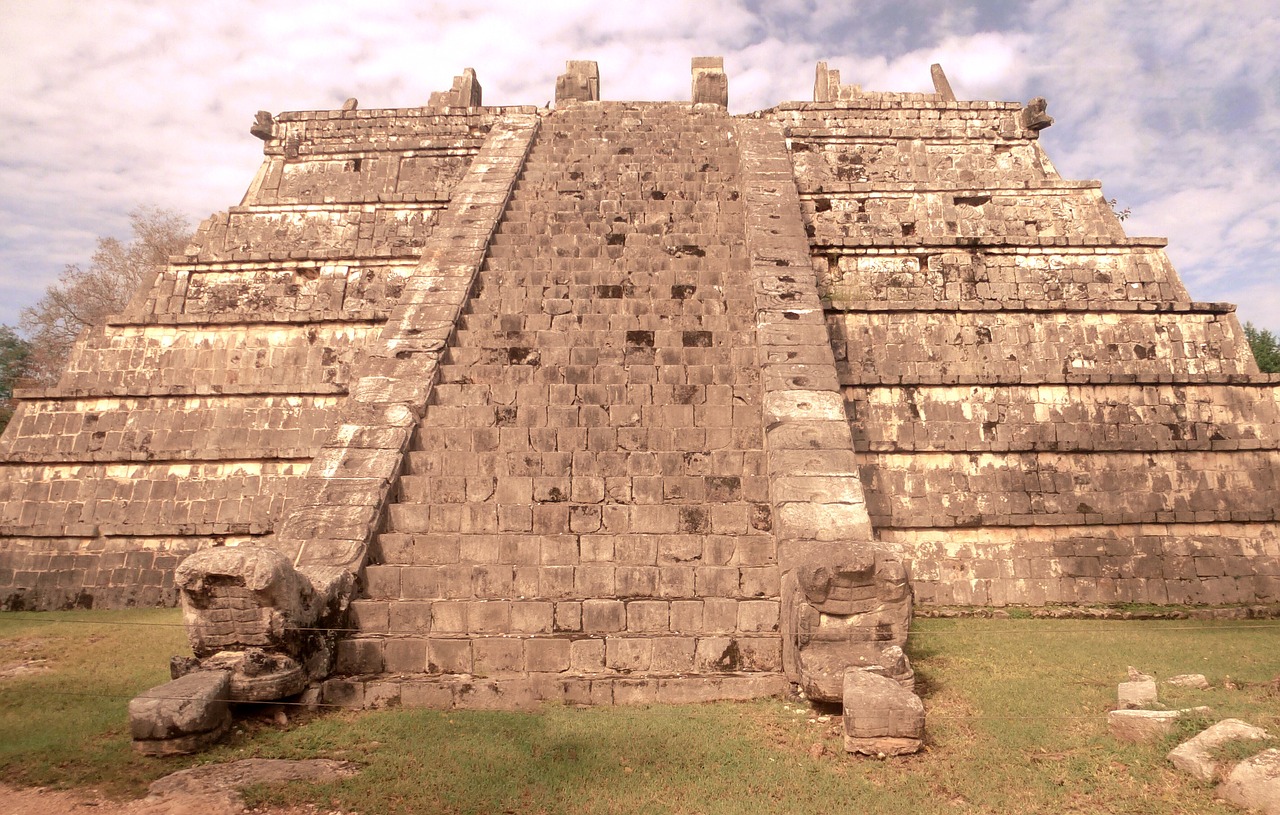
[129,114,541,755]
[736,118,924,753]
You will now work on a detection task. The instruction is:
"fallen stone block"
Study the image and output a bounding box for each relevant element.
[799,641,915,702]
[1169,719,1270,781]
[129,670,231,756]
[1166,673,1212,690]
[1117,678,1158,708]
[842,668,924,757]
[1220,748,1280,815]
[1108,707,1210,742]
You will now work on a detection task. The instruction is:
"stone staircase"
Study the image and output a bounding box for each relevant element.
[338,102,788,706]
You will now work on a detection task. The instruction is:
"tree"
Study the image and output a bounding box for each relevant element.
[0,325,32,433]
[20,207,191,384]
[1244,322,1280,373]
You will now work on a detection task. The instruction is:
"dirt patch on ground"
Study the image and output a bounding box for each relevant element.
[0,759,360,815]
[0,659,50,680]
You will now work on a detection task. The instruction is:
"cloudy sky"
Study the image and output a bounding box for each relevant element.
[2,0,1278,333]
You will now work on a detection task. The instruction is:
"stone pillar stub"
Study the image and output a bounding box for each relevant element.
[813,61,860,101]
[930,63,957,102]
[814,61,832,102]
[428,68,482,108]
[692,56,728,107]
[555,60,600,105]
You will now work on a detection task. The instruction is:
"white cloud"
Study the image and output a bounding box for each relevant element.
[0,0,1276,336]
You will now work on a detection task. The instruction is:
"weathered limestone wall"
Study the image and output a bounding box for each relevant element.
[821,247,1190,304]
[828,311,1257,381]
[0,105,533,610]
[768,90,1280,606]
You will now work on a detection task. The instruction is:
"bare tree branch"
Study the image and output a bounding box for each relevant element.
[20,206,191,384]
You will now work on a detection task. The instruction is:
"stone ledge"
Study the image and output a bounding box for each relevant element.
[769,101,1022,113]
[0,450,319,464]
[107,310,388,327]
[824,300,1235,315]
[814,235,1170,249]
[798,181,1103,194]
[836,372,1280,387]
[321,672,789,710]
[12,384,348,400]
[274,105,539,122]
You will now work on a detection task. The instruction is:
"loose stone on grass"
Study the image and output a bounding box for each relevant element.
[1108,707,1210,743]
[1168,719,1270,782]
[1117,678,1158,709]
[1220,749,1280,815]
[842,668,924,757]
[129,669,232,756]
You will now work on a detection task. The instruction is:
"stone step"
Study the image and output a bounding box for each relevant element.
[370,531,773,567]
[381,500,768,536]
[391,472,765,510]
[401,444,766,477]
[357,571,777,604]
[334,631,783,678]
[321,671,788,710]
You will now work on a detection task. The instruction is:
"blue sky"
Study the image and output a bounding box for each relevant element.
[1,0,1277,333]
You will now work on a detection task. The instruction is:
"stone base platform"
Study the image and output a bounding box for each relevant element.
[320,672,789,710]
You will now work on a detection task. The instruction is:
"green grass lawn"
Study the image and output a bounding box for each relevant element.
[2,609,1279,813]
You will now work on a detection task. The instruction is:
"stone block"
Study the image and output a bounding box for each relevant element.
[473,639,524,674]
[627,600,670,632]
[526,638,571,673]
[130,670,231,755]
[388,601,432,633]
[691,57,728,107]
[427,639,472,674]
[1108,708,1208,743]
[570,638,606,672]
[1220,749,1280,815]
[842,669,924,757]
[606,637,653,671]
[1168,718,1270,781]
[583,599,626,632]
[383,638,427,673]
[614,678,659,705]
[1117,679,1158,709]
[737,600,780,633]
[401,680,456,709]
[335,638,383,675]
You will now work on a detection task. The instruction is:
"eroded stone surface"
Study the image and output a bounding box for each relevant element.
[1221,749,1280,815]
[1108,707,1210,743]
[129,670,231,755]
[1169,719,1270,781]
[842,668,924,756]
[1118,679,1158,709]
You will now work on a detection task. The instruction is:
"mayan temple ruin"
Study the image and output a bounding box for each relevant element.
[2,58,1278,753]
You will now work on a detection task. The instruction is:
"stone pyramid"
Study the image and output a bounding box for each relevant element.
[2,60,1277,718]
